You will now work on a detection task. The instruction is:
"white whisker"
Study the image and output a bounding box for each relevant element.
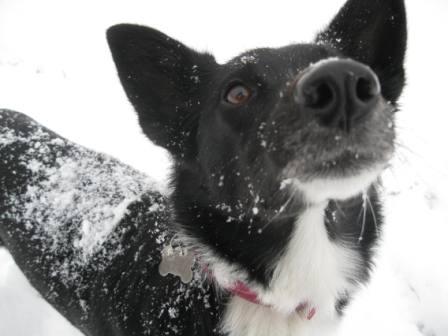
[358,192,368,243]
[262,191,296,231]
[365,193,379,236]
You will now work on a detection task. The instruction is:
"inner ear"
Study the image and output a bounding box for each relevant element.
[107,24,217,159]
[316,0,407,103]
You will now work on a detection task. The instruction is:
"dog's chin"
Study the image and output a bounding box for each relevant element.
[283,163,386,205]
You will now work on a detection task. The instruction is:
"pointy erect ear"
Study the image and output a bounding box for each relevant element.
[107,24,217,158]
[316,0,407,103]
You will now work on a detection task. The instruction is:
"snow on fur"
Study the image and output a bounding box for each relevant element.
[1,114,167,285]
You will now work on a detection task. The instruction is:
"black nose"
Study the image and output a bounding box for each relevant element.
[294,59,381,132]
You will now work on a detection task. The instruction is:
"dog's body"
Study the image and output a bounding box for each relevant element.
[0,110,225,335]
[0,0,407,335]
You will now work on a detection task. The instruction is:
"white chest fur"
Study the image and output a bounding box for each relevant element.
[221,204,361,336]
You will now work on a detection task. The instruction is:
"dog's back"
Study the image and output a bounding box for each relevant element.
[0,110,224,335]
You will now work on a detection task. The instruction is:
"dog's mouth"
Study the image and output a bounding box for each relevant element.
[281,153,390,204]
[275,107,395,203]
[285,140,393,178]
[279,142,393,203]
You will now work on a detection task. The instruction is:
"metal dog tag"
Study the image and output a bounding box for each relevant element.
[158,245,195,284]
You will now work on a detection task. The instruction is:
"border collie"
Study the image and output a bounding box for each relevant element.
[0,0,407,335]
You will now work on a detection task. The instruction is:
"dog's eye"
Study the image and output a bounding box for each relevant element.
[225,84,251,106]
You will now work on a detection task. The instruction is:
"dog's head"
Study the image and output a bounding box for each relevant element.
[107,0,406,218]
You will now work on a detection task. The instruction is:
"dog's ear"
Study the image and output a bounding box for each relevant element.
[107,24,217,158]
[316,0,407,103]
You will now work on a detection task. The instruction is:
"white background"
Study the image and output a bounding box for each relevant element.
[1,0,448,335]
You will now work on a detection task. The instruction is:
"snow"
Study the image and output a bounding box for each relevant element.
[1,0,448,336]
[1,121,164,266]
[240,55,258,65]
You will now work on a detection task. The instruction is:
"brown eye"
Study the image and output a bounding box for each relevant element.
[225,84,251,105]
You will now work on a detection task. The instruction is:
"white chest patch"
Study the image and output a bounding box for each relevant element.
[221,204,361,336]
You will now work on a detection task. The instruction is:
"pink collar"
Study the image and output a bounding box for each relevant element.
[199,259,316,320]
[226,280,317,321]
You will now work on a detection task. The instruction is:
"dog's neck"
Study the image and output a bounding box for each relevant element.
[202,203,359,336]
[172,165,379,335]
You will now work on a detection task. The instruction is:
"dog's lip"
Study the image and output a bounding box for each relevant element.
[316,148,379,166]
[280,146,393,182]
[307,145,389,165]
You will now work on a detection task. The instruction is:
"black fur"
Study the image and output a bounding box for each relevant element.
[0,0,407,335]
[107,0,406,287]
[0,110,225,335]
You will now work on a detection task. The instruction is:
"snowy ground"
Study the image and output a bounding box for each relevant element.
[1,0,448,335]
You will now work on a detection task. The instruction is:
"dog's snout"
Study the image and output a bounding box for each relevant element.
[294,59,381,132]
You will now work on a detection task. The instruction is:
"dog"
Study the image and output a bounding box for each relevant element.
[0,0,407,335]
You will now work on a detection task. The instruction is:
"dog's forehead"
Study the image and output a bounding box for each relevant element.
[224,43,339,74]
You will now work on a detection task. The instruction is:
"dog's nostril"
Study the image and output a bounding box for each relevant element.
[304,82,334,109]
[356,77,378,103]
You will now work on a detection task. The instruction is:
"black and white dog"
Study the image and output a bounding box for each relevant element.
[0,0,407,335]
